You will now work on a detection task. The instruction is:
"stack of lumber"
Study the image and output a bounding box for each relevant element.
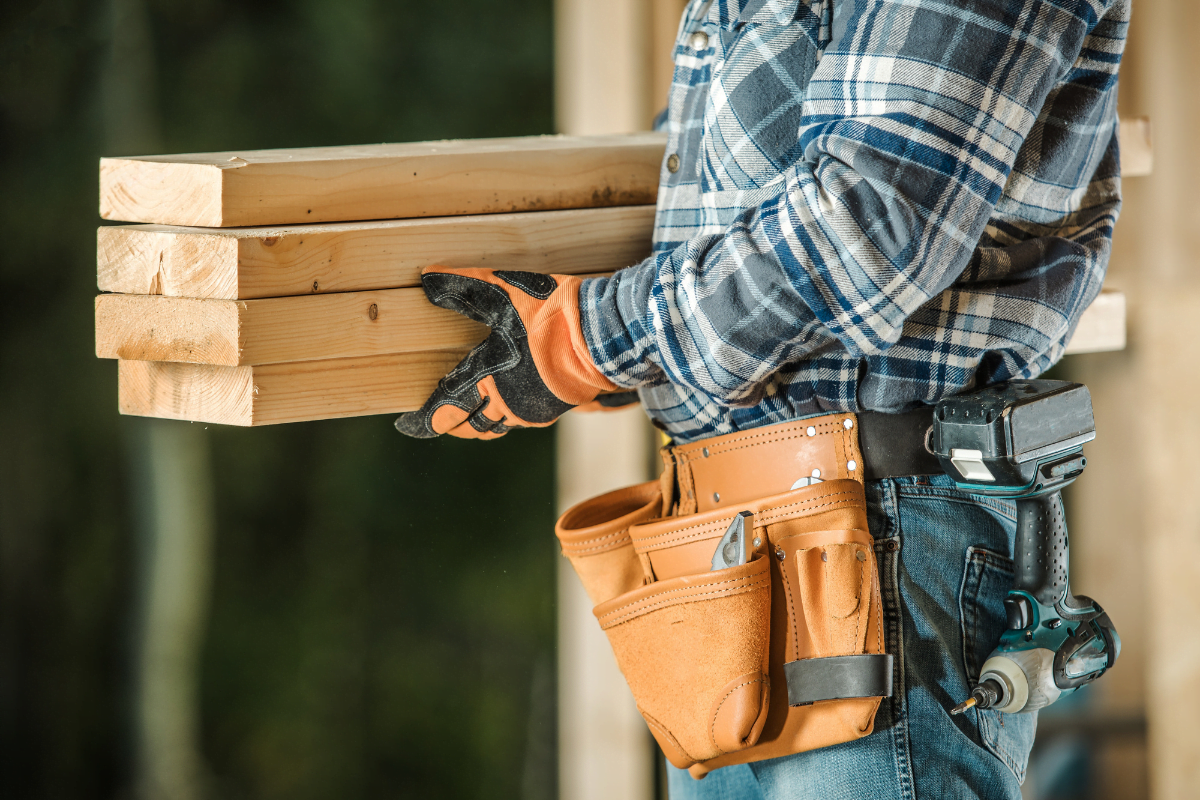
[97,122,1151,426]
[97,134,664,426]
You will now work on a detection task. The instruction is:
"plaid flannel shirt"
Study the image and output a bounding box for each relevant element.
[580,0,1128,444]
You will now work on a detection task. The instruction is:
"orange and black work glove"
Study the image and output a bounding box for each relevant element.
[394,267,624,439]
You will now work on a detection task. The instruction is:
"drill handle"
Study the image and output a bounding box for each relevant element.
[1013,491,1071,606]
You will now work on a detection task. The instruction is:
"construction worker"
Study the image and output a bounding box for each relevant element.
[396,0,1129,797]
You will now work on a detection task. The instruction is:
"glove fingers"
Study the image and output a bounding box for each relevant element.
[442,381,522,440]
[395,335,517,438]
[445,403,512,440]
[439,376,557,439]
[394,349,488,438]
[394,377,476,438]
[475,374,561,430]
[420,269,517,329]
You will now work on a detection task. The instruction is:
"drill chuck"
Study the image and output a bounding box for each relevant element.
[950,678,1006,715]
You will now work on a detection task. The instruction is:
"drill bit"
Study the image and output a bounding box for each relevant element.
[950,679,1003,715]
[949,697,976,716]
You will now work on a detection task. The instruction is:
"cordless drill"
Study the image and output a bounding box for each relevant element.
[929,380,1120,715]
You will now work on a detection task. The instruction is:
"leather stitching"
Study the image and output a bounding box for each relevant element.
[779,552,799,662]
[709,676,766,755]
[672,419,849,465]
[598,573,770,628]
[558,527,632,552]
[560,535,632,556]
[631,491,862,551]
[640,708,693,764]
[559,527,627,546]
[853,555,864,649]
[757,493,862,526]
[599,575,770,628]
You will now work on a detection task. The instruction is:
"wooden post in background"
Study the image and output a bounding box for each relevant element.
[1067,1,1200,798]
[554,2,685,798]
[1115,4,1200,797]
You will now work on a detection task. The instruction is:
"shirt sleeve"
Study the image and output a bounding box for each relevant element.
[579,0,1115,406]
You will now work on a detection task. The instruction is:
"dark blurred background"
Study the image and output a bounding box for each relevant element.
[0,1,560,798]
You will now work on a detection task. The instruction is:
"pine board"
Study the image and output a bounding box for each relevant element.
[1064,288,1126,355]
[97,205,655,300]
[110,290,1125,426]
[100,133,667,227]
[117,351,465,426]
[99,285,1125,370]
[1120,117,1153,177]
[95,288,487,366]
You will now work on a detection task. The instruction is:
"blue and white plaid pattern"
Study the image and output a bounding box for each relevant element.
[580,0,1128,443]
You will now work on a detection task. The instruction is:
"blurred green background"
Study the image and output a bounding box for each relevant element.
[0,1,560,798]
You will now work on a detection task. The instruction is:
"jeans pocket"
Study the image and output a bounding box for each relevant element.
[959,546,1038,784]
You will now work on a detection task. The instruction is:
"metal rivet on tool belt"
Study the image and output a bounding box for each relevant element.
[667,153,681,173]
[806,426,816,436]
[690,30,709,49]
[702,447,710,458]
[753,537,762,548]
[811,468,821,478]
[847,460,857,471]
[844,418,854,429]
[775,547,786,562]
[821,551,828,562]
[713,492,720,503]
[856,550,866,562]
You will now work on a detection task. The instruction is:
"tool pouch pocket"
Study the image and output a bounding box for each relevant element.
[555,480,662,606]
[774,526,890,709]
[594,556,773,768]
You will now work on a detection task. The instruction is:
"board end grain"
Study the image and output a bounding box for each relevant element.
[100,158,227,226]
[119,360,255,425]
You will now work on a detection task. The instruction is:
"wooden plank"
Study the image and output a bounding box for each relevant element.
[1120,117,1153,177]
[1064,289,1126,355]
[100,133,667,227]
[95,289,488,367]
[117,351,465,426]
[97,205,656,300]
[110,288,1126,426]
[97,120,1145,231]
[98,281,1124,371]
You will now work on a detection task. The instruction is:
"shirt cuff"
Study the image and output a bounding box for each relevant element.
[578,256,667,390]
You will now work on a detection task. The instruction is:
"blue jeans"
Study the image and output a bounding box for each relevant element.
[669,475,1036,800]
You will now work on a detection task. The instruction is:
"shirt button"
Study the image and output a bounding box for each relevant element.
[690,30,709,50]
[666,153,680,173]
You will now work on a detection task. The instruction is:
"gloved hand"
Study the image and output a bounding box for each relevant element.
[394,267,626,439]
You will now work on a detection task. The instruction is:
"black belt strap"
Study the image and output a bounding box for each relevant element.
[784,654,894,705]
[857,408,940,480]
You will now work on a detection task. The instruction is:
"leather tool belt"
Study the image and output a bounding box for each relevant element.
[555,410,936,778]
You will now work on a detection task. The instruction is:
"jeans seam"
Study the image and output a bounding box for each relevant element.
[959,547,1015,683]
[893,486,1017,521]
[878,479,916,800]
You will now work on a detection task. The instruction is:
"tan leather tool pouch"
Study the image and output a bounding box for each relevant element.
[558,475,887,778]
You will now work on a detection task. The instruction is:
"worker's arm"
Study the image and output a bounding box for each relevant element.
[581,0,1122,407]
